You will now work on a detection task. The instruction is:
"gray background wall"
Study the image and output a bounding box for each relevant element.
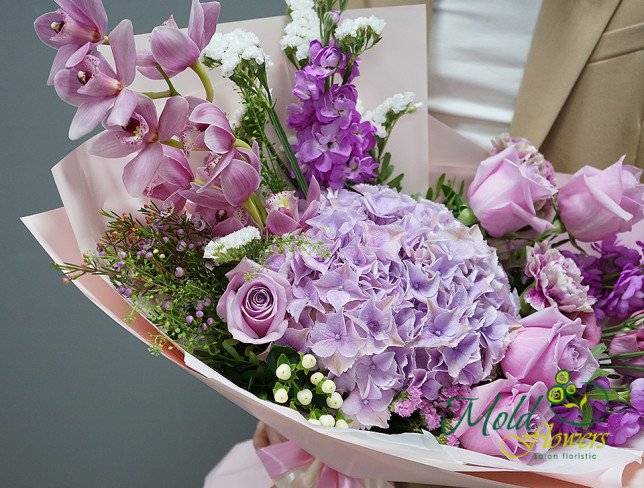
[1,1,285,487]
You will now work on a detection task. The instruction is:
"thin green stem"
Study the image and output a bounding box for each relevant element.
[191,61,214,102]
[266,105,308,197]
[610,365,644,372]
[605,351,644,360]
[156,66,180,96]
[143,89,173,100]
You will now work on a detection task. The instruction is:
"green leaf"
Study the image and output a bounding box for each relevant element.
[222,338,242,361]
[586,389,621,402]
[266,346,300,372]
[589,368,610,382]
[591,343,608,358]
[387,174,404,190]
[581,398,593,428]
[277,353,291,367]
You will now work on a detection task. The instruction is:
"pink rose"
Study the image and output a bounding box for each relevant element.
[558,157,644,242]
[217,258,292,344]
[501,307,599,387]
[452,377,553,461]
[467,146,557,237]
[609,329,644,378]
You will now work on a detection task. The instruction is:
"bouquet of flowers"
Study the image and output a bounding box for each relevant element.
[26,1,643,487]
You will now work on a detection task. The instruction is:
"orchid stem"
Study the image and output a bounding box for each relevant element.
[144,90,174,99]
[156,66,180,96]
[191,61,214,102]
[161,139,184,149]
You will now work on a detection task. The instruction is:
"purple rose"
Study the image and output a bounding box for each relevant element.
[558,157,644,242]
[467,146,557,237]
[453,377,553,462]
[217,258,292,344]
[609,329,644,378]
[501,307,599,387]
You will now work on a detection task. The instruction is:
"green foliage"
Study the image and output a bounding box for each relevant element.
[425,173,470,220]
[373,152,404,191]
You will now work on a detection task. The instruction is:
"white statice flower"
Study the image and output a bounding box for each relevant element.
[202,29,272,78]
[334,15,386,40]
[280,0,320,61]
[363,92,422,138]
[229,104,247,130]
[204,226,262,265]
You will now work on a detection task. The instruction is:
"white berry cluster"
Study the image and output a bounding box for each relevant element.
[280,0,320,61]
[364,92,422,138]
[271,353,349,429]
[202,29,272,78]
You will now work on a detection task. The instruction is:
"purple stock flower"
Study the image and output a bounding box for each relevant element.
[564,236,643,321]
[34,0,108,84]
[287,41,377,188]
[53,19,137,140]
[91,94,189,196]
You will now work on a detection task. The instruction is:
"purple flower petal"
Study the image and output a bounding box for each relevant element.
[90,130,140,158]
[47,44,79,85]
[122,143,164,196]
[150,26,200,73]
[204,125,236,154]
[157,96,189,141]
[105,88,137,127]
[109,19,136,85]
[188,0,221,51]
[68,96,114,139]
[65,42,92,68]
[220,160,260,206]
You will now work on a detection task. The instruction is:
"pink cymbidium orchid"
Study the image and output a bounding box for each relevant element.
[53,19,137,140]
[34,0,108,84]
[266,177,321,235]
[91,94,189,197]
[180,185,249,237]
[188,103,261,207]
[145,146,194,213]
[137,1,221,78]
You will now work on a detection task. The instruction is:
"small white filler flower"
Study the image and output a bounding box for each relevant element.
[203,226,261,265]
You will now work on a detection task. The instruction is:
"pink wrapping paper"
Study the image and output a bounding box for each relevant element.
[22,6,643,488]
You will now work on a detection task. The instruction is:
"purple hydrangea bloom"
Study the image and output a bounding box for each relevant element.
[273,186,519,428]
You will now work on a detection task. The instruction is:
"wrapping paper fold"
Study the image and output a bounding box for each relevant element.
[22,6,643,488]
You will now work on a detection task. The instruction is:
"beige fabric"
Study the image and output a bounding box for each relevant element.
[350,0,644,171]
